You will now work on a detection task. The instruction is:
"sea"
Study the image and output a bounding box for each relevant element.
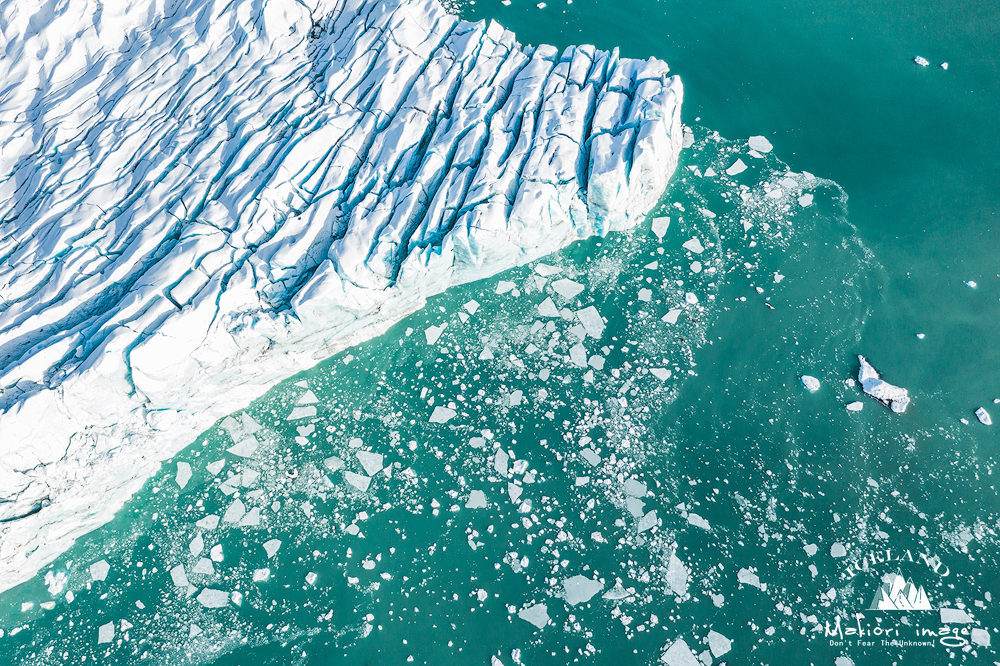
[2,0,998,664]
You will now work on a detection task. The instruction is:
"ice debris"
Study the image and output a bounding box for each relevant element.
[858,356,910,412]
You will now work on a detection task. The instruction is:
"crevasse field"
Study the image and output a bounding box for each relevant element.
[2,0,1000,664]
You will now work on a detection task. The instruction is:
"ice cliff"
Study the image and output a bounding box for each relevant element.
[0,0,682,591]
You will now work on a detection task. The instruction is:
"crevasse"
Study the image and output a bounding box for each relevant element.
[0,0,682,591]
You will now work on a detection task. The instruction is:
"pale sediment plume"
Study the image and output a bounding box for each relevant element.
[0,0,682,591]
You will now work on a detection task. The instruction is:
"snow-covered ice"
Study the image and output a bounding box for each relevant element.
[0,0,683,591]
[976,408,992,425]
[801,375,820,392]
[858,356,910,413]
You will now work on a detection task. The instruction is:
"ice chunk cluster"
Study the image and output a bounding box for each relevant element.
[0,0,683,591]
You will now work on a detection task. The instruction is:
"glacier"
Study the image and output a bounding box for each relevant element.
[0,0,682,591]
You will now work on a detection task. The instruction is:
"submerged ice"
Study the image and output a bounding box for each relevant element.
[0,0,683,589]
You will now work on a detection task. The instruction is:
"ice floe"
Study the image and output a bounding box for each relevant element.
[858,356,910,413]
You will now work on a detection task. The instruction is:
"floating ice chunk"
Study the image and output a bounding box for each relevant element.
[509,390,524,407]
[626,497,645,517]
[707,630,732,657]
[737,568,763,589]
[176,462,192,490]
[660,638,699,666]
[534,263,561,277]
[798,193,814,207]
[207,460,225,475]
[687,513,711,530]
[576,307,605,339]
[563,575,603,606]
[169,565,189,587]
[494,450,510,476]
[569,344,588,367]
[726,159,747,176]
[479,347,494,361]
[429,406,457,423]
[581,448,601,467]
[774,272,785,284]
[966,281,977,288]
[940,61,950,70]
[690,261,702,274]
[197,589,229,608]
[189,625,202,638]
[239,508,260,527]
[344,471,371,492]
[662,309,682,325]
[685,293,699,305]
[288,406,317,420]
[538,297,560,318]
[190,534,204,556]
[835,658,855,666]
[638,288,653,302]
[496,281,517,294]
[651,217,671,239]
[624,479,647,497]
[831,543,847,558]
[263,540,282,558]
[325,456,344,471]
[192,558,215,575]
[222,499,246,524]
[682,237,705,254]
[305,572,317,585]
[976,408,992,425]
[466,490,487,509]
[508,483,523,503]
[665,553,689,596]
[638,510,658,532]
[552,279,584,300]
[588,355,605,371]
[940,608,974,623]
[469,437,486,449]
[858,356,910,412]
[914,56,930,66]
[846,402,864,412]
[748,136,773,153]
[801,375,820,392]
[650,368,672,380]
[357,451,384,476]
[90,560,110,582]
[425,324,447,345]
[972,628,990,646]
[296,391,318,405]
[97,622,115,644]
[804,543,819,556]
[519,603,549,629]
[645,261,659,270]
[576,477,590,486]
[603,583,634,600]
[462,301,481,316]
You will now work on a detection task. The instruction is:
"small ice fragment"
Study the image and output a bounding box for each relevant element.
[707,630,732,657]
[625,497,645,517]
[176,462,192,489]
[940,61,949,69]
[662,309,682,325]
[638,288,653,302]
[90,560,110,582]
[429,406,457,423]
[344,471,371,492]
[464,300,480,315]
[603,583,632,600]
[835,658,855,666]
[637,510,658,532]
[223,499,246,523]
[425,323,447,345]
[976,408,992,425]
[726,159,747,176]
[253,568,270,582]
[494,449,510,476]
[580,448,601,467]
[534,263,561,276]
[801,375,820,392]
[831,543,847,558]
[685,293,699,305]
[192,558,215,575]
[207,460,225,475]
[466,490,487,509]
[665,553,689,596]
[97,622,115,644]
[804,544,819,556]
[576,307,605,338]
[569,344,588,367]
[846,401,864,412]
[972,628,990,646]
[563,575,603,606]
[575,476,590,486]
[305,572,317,585]
[798,193,814,207]
[263,540,282,558]
[624,479,647,497]
[479,346,494,360]
[552,279,584,300]
[704,167,717,177]
[210,544,223,562]
[748,136,773,153]
[651,217,670,239]
[518,603,549,629]
[914,56,930,66]
[357,451,384,475]
[690,261,702,274]
[940,608,974,623]
[190,534,204,556]
[682,237,704,254]
[645,261,659,270]
[296,391,318,406]
[650,368,672,380]
[660,638,699,666]
[966,281,977,288]
[537,297,559,317]
[196,589,230,608]
[496,281,516,294]
[287,406,316,421]
[169,565,189,587]
[508,483,523,503]
[737,568,762,589]
[325,456,344,471]
[189,624,202,638]
[687,513,711,530]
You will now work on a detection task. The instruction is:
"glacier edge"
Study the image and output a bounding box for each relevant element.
[0,0,682,592]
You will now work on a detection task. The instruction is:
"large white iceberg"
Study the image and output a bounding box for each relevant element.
[0,0,683,591]
[858,356,910,413]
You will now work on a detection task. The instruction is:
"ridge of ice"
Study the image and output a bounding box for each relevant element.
[0,0,683,591]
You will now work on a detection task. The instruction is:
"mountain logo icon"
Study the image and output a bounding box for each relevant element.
[868,572,932,610]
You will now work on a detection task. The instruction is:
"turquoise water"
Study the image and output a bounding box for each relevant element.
[3,1,999,665]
